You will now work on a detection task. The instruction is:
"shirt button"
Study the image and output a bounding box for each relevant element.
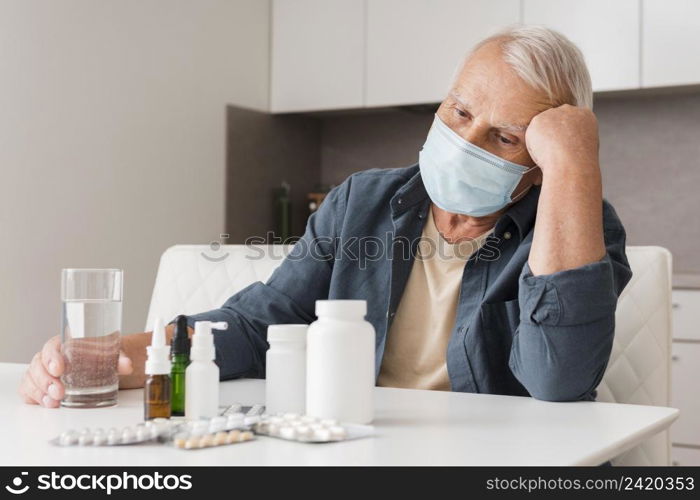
[503,231,512,240]
[397,198,403,205]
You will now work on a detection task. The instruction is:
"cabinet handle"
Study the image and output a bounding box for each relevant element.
[672,460,680,466]
[672,303,680,309]
[672,355,679,362]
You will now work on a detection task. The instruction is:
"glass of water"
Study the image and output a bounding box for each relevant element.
[61,269,123,408]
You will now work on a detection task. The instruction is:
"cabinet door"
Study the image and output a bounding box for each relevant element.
[271,0,364,112]
[366,0,520,107]
[523,0,640,92]
[672,290,700,342]
[671,342,700,446]
[672,446,700,466]
[643,0,700,87]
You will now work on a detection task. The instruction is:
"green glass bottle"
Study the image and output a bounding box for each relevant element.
[170,315,190,416]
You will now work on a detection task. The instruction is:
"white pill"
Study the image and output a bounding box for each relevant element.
[329,426,347,440]
[268,416,283,425]
[135,426,148,441]
[59,431,78,446]
[78,433,93,446]
[239,431,253,442]
[267,423,280,436]
[121,428,134,443]
[93,433,106,446]
[295,425,311,437]
[209,416,226,433]
[283,413,299,420]
[313,428,331,441]
[226,414,244,429]
[244,415,261,426]
[321,418,338,427]
[107,428,120,445]
[184,438,199,449]
[279,426,297,440]
[300,415,317,423]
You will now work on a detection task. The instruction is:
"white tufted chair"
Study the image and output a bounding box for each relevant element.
[146,244,673,465]
[596,246,673,465]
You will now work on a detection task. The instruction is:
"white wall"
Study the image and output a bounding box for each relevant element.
[0,0,270,362]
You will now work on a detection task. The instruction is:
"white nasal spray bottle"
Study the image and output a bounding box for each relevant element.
[185,320,227,419]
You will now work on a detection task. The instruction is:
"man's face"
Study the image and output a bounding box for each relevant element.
[436,41,551,190]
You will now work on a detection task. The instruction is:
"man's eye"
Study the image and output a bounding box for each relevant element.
[455,108,469,119]
[498,135,514,145]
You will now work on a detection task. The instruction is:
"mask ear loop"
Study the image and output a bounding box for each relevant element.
[509,165,541,203]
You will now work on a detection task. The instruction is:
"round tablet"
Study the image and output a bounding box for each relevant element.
[279,426,296,440]
[59,430,78,446]
[312,428,331,441]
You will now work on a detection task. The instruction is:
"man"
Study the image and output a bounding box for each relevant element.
[20,26,631,407]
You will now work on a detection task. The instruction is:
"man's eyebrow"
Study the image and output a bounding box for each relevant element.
[495,122,528,133]
[449,91,528,133]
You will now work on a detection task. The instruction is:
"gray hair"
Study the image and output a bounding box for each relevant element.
[455,25,593,109]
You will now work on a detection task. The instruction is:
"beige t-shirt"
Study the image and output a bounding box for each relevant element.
[377,206,492,391]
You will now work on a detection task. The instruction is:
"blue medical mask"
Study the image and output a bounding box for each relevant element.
[419,114,537,217]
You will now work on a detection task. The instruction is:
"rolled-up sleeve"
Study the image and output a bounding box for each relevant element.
[509,202,633,402]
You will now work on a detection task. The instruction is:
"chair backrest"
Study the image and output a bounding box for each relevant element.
[596,246,673,466]
[145,245,288,332]
[146,244,673,465]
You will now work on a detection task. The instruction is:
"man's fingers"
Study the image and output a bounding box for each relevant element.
[29,354,63,405]
[41,336,64,377]
[18,376,42,405]
[117,352,133,375]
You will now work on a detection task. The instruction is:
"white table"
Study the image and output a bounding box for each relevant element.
[0,363,678,466]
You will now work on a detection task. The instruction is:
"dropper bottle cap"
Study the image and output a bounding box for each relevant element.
[145,317,172,375]
[191,321,227,362]
[171,315,190,357]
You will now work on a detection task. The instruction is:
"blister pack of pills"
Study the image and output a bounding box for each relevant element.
[51,403,263,447]
[253,413,374,443]
[171,429,254,450]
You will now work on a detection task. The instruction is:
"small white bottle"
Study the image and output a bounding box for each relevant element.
[265,324,308,415]
[306,300,375,424]
[185,320,227,419]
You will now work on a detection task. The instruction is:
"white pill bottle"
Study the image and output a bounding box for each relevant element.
[265,324,308,414]
[306,300,375,424]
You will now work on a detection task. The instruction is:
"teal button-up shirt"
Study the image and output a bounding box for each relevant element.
[187,164,632,401]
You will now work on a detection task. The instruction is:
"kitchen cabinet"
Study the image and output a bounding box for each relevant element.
[671,446,700,467]
[670,342,700,447]
[265,0,700,112]
[643,0,700,87]
[670,289,700,465]
[365,0,520,107]
[270,0,365,112]
[672,289,700,341]
[523,0,640,92]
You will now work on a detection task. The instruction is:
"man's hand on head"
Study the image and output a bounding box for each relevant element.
[525,104,599,174]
